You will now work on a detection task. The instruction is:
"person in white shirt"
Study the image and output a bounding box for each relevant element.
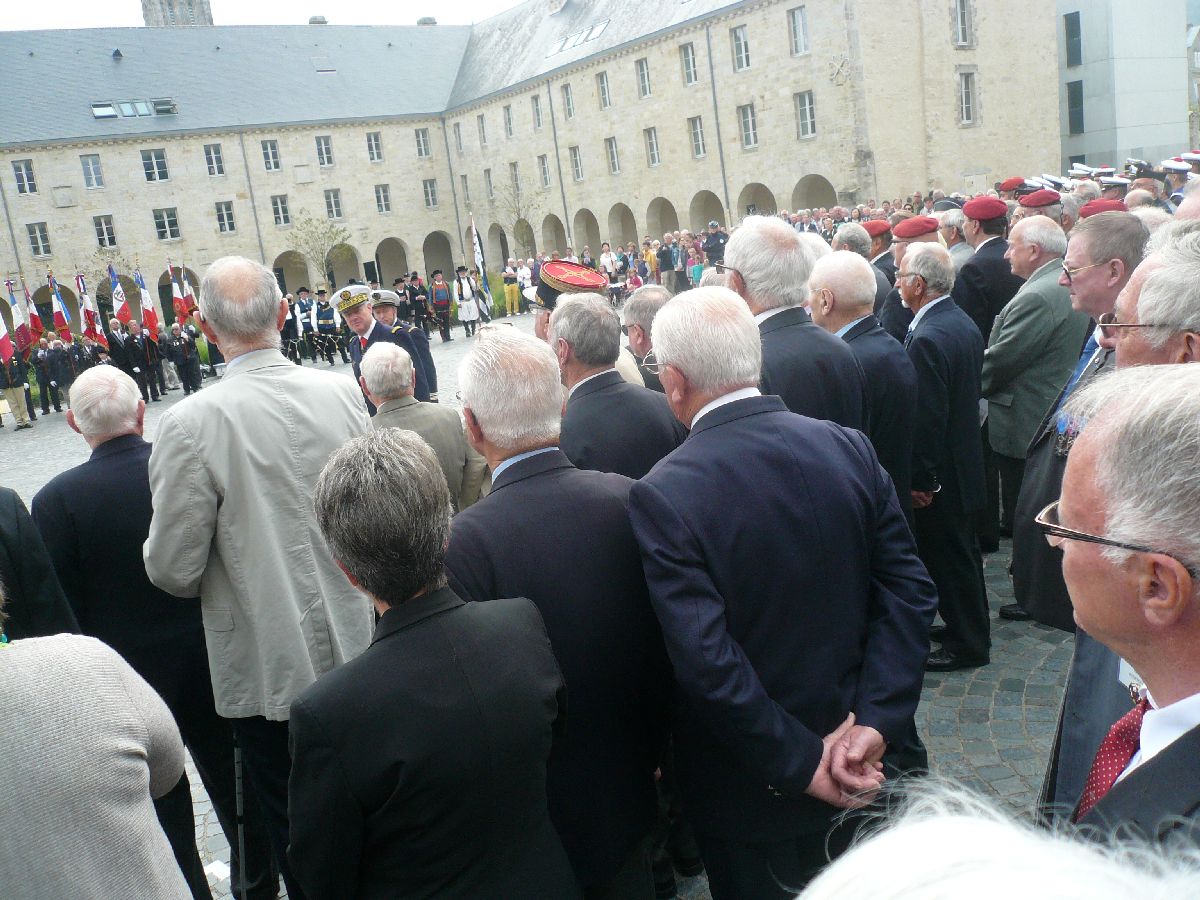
[453,266,481,337]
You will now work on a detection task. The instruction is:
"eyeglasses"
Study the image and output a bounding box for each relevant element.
[1035,500,1198,575]
[642,349,663,375]
[713,263,741,279]
[1060,260,1106,284]
[896,272,925,283]
[1096,311,1173,340]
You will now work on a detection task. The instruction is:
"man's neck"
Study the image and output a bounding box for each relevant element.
[482,440,558,474]
[86,429,140,450]
[564,363,613,392]
[825,310,870,334]
[221,342,277,361]
[1129,653,1200,709]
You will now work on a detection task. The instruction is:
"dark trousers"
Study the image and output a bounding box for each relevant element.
[230,717,304,900]
[133,367,160,402]
[915,498,991,660]
[978,423,1000,548]
[181,358,203,394]
[995,453,1026,534]
[463,319,477,337]
[694,824,855,900]
[24,385,37,420]
[434,307,452,341]
[301,331,318,362]
[38,378,61,413]
[316,331,339,364]
[156,360,169,393]
[584,838,654,900]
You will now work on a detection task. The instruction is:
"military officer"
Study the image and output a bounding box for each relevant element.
[334,284,431,412]
[314,289,349,365]
[371,290,438,401]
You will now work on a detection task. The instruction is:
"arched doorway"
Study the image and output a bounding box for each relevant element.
[646,197,680,238]
[573,208,601,256]
[736,183,778,220]
[487,224,510,267]
[421,232,455,278]
[689,190,725,232]
[792,174,837,211]
[328,243,362,288]
[541,214,567,255]
[513,219,537,258]
[607,203,637,247]
[375,238,409,287]
[32,282,81,338]
[93,271,142,322]
[158,265,202,323]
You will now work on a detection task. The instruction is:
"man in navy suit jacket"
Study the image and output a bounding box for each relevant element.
[629,287,936,897]
[900,244,990,672]
[336,285,430,409]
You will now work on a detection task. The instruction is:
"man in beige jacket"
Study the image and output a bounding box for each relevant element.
[360,342,487,512]
[144,256,373,899]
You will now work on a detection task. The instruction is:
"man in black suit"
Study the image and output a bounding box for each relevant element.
[723,215,868,430]
[445,327,669,898]
[549,294,685,479]
[124,320,161,403]
[877,217,945,342]
[289,428,578,899]
[0,485,77,640]
[335,284,430,409]
[30,365,276,900]
[623,284,671,392]
[1054,365,1200,843]
[629,287,936,897]
[900,244,990,672]
[832,224,899,341]
[865,220,897,285]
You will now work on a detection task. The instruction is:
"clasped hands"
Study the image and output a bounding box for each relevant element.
[805,713,886,809]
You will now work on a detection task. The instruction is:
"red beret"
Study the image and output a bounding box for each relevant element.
[891,216,940,239]
[1079,198,1128,218]
[963,196,1008,221]
[998,176,1025,192]
[862,219,891,238]
[1019,189,1062,208]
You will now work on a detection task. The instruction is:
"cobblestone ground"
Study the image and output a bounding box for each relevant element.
[2,314,1072,899]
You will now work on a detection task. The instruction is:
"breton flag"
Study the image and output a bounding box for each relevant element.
[5,279,34,357]
[0,294,13,365]
[109,264,132,324]
[22,278,43,342]
[469,216,493,321]
[134,268,159,341]
[77,273,107,349]
[48,271,73,341]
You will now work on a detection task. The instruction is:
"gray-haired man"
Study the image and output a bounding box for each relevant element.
[623,285,672,392]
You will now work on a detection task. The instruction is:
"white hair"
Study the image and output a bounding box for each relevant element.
[199,256,282,346]
[623,285,672,330]
[547,294,620,366]
[1073,181,1102,202]
[457,327,563,452]
[809,251,877,311]
[360,342,414,400]
[1060,192,1083,225]
[723,215,814,310]
[1131,206,1173,235]
[698,268,727,288]
[1012,216,1068,257]
[831,223,871,258]
[904,243,956,296]
[69,365,141,438]
[650,286,761,393]
[938,209,966,237]
[1135,226,1200,347]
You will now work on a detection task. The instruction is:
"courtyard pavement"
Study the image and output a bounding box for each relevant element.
[1,314,1072,899]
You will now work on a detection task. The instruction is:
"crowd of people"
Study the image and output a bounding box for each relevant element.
[4,152,1200,900]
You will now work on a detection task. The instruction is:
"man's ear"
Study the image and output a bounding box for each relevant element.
[1138,554,1193,629]
[334,558,361,589]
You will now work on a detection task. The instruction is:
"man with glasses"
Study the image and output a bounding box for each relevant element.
[1039,365,1200,840]
[622,285,671,392]
[877,216,941,342]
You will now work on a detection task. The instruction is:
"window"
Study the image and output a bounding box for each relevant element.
[262,140,281,171]
[367,131,384,161]
[562,83,576,119]
[538,154,551,187]
[81,154,104,188]
[12,160,36,194]
[477,114,488,147]
[152,98,177,115]
[738,104,758,148]
[271,194,290,226]
[1064,12,1082,67]
[204,143,225,176]
[636,58,652,98]
[569,145,584,181]
[316,135,334,167]
[27,222,51,257]
[484,168,494,199]
[510,161,521,195]
[504,105,514,138]
[119,100,153,117]
[375,184,391,213]
[680,43,698,85]
[731,25,751,71]
[547,18,609,54]
[531,94,543,129]
[215,200,235,233]
[325,188,343,219]
[795,90,816,138]
[141,148,169,182]
[153,207,180,240]
[93,215,117,248]
[688,116,706,158]
[597,71,612,109]
[415,128,431,159]
[422,178,438,209]
[789,6,810,55]
[644,127,661,166]
[1067,79,1085,134]
[605,137,620,174]
[959,72,977,125]
[453,122,463,153]
[953,0,971,46]
[91,102,117,118]
[461,174,471,204]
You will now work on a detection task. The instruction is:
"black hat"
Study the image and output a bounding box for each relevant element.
[455,265,469,273]
[297,286,310,293]
[316,288,327,296]
[431,269,443,277]
[931,198,963,212]
[392,277,405,286]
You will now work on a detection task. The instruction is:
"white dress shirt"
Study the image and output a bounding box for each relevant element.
[753,307,791,326]
[691,387,761,429]
[568,368,615,398]
[1118,689,1200,782]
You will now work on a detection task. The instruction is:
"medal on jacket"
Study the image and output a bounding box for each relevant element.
[1054,412,1081,458]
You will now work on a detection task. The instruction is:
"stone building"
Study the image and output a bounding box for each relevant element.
[0,0,1059,331]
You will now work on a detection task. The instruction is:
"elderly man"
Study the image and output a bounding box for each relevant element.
[623,284,671,391]
[939,209,974,272]
[339,285,431,410]
[445,328,669,898]
[145,256,374,898]
[360,342,486,512]
[288,429,577,899]
[899,244,990,672]
[124,320,161,403]
[724,215,868,429]
[878,216,942,341]
[550,294,685,480]
[630,286,935,896]
[501,257,521,316]
[370,288,437,399]
[165,323,203,395]
[32,365,275,900]
[832,223,892,313]
[1049,365,1200,840]
[951,197,1024,344]
[864,219,897,284]
[981,217,1091,570]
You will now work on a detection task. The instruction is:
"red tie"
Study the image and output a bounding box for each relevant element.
[360,337,368,349]
[1074,697,1150,822]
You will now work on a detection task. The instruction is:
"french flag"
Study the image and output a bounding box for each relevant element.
[134,269,159,341]
[0,298,13,366]
[48,272,73,341]
[109,264,132,324]
[77,273,107,349]
[22,279,43,342]
[5,279,34,356]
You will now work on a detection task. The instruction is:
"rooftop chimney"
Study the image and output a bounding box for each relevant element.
[417,16,437,25]
[308,15,327,24]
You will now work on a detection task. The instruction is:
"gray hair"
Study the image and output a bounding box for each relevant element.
[1069,212,1149,270]
[69,365,141,437]
[939,209,966,239]
[1131,206,1173,235]
[199,256,282,346]
[623,284,672,330]
[832,223,872,258]
[723,215,813,310]
[1060,192,1083,225]
[360,342,414,400]
[457,327,563,452]
[1124,188,1154,209]
[809,251,877,311]
[1066,365,1200,579]
[698,268,727,288]
[1073,181,1102,202]
[1012,216,1068,258]
[904,243,956,296]
[313,429,451,607]
[651,286,761,393]
[1146,217,1200,254]
[547,294,620,366]
[1135,226,1200,347]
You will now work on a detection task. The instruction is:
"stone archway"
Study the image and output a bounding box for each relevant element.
[512,219,536,258]
[573,208,601,257]
[421,231,455,279]
[646,197,680,239]
[541,214,567,256]
[32,282,82,337]
[689,190,725,232]
[736,183,778,220]
[93,272,142,321]
[792,174,837,211]
[158,265,202,323]
[328,243,362,289]
[375,238,409,287]
[607,203,637,247]
[487,224,510,267]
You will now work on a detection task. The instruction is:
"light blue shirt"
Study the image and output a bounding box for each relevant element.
[491,446,558,481]
[835,315,871,339]
[907,295,950,335]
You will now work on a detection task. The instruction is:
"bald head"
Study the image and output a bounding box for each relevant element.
[199,256,284,346]
[808,251,878,333]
